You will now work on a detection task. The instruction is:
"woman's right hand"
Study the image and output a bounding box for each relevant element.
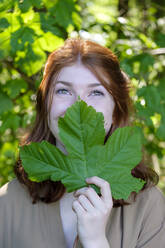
[72,176,112,248]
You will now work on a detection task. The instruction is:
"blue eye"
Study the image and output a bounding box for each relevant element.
[90,90,104,96]
[56,89,70,95]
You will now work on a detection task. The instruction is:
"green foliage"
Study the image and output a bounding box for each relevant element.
[0,0,80,186]
[0,92,13,114]
[20,100,144,199]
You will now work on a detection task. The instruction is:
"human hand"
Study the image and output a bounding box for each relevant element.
[72,176,112,248]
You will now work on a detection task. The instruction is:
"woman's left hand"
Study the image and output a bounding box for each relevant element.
[72,176,113,248]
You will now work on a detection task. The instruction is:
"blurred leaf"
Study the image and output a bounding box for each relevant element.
[0,30,10,59]
[158,78,165,100]
[138,33,157,48]
[15,43,46,76]
[120,59,135,77]
[0,92,13,114]
[130,53,155,74]
[42,0,58,9]
[10,26,36,54]
[156,122,165,140]
[135,102,153,126]
[4,79,28,99]
[0,17,9,30]
[37,32,64,52]
[72,11,82,29]
[51,0,75,28]
[0,0,16,12]
[137,85,161,111]
[18,0,43,12]
[39,13,64,37]
[0,113,21,132]
[155,33,165,48]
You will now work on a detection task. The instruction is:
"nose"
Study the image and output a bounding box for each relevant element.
[69,92,89,108]
[74,93,87,103]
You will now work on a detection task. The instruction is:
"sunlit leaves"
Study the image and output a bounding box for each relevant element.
[15,43,46,76]
[138,33,157,49]
[37,32,64,52]
[0,141,18,186]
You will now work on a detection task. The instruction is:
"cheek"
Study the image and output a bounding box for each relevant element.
[94,98,115,131]
[50,98,73,121]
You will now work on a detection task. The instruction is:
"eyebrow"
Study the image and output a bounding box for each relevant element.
[55,80,102,88]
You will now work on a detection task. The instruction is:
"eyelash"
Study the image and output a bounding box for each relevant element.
[56,89,70,95]
[90,90,104,96]
[55,89,104,96]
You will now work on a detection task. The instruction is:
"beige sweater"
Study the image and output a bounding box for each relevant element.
[0,179,165,248]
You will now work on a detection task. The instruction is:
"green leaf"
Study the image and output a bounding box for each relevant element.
[0,0,16,12]
[156,122,165,141]
[42,0,58,9]
[0,92,13,115]
[0,29,10,59]
[37,32,64,52]
[158,78,165,100]
[138,33,157,48]
[20,100,144,200]
[120,59,135,77]
[139,54,155,73]
[18,0,43,12]
[18,0,31,13]
[4,79,28,99]
[10,27,36,54]
[50,0,75,28]
[135,102,153,126]
[0,113,21,132]
[15,43,46,76]
[0,17,9,30]
[155,33,165,48]
[130,53,155,74]
[137,85,161,112]
[39,13,64,37]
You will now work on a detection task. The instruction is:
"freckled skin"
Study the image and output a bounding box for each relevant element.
[48,62,115,146]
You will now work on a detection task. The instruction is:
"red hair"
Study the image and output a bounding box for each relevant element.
[14,38,158,205]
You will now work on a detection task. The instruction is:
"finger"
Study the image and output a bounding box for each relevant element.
[77,195,95,212]
[72,199,86,216]
[74,187,88,197]
[86,176,112,205]
[75,187,104,211]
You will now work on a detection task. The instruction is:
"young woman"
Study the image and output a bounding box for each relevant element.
[0,38,165,248]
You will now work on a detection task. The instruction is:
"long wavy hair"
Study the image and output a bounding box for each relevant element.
[14,38,158,205]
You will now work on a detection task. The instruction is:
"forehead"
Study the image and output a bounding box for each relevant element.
[56,63,102,85]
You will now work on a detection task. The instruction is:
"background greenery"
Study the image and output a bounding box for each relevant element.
[0,0,165,193]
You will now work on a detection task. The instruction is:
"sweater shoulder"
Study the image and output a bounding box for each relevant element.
[136,186,165,206]
[0,178,31,204]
